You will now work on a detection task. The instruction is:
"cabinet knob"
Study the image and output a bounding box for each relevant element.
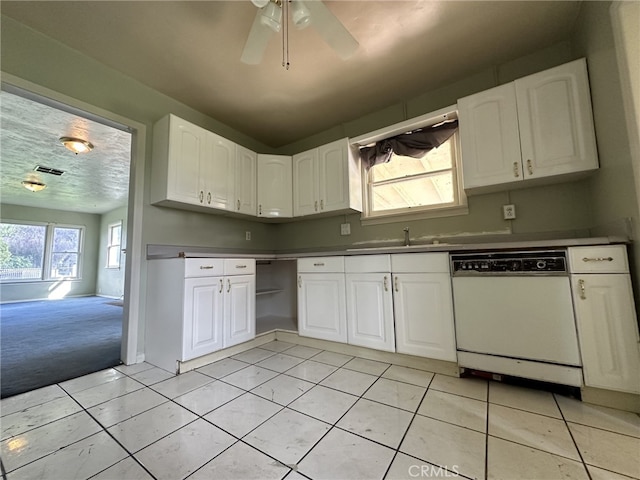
[513,162,520,178]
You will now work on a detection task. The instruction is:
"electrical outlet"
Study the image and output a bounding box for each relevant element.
[503,204,516,220]
[340,223,351,236]
[245,231,251,241]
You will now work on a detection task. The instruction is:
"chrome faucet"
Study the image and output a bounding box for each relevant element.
[403,227,410,246]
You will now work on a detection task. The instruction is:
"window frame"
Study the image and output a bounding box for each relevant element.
[106,221,123,269]
[353,107,468,225]
[0,220,85,283]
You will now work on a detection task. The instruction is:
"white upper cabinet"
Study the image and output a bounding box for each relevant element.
[458,59,598,192]
[235,145,257,215]
[151,114,240,213]
[207,133,236,211]
[152,114,207,206]
[257,154,293,218]
[293,139,362,217]
[457,83,522,189]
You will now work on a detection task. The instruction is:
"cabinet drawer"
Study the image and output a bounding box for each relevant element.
[298,256,344,273]
[391,253,450,273]
[345,255,391,273]
[569,246,629,274]
[184,258,224,277]
[224,258,256,275]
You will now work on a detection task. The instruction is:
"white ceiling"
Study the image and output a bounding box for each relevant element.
[2,1,583,149]
[1,1,583,215]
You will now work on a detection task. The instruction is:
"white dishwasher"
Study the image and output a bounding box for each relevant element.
[451,250,583,387]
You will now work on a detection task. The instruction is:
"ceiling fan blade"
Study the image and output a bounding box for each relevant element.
[241,8,274,65]
[303,0,359,59]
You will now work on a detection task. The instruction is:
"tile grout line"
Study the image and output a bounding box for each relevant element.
[553,392,594,480]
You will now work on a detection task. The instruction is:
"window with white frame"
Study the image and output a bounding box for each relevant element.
[0,222,84,282]
[106,221,122,269]
[358,111,467,222]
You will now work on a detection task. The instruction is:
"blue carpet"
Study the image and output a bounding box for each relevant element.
[1,296,122,398]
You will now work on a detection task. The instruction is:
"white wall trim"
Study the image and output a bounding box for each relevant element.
[1,72,147,365]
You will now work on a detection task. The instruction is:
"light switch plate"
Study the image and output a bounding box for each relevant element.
[503,204,516,220]
[340,223,351,235]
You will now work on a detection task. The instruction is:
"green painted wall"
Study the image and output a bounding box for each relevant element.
[0,204,101,302]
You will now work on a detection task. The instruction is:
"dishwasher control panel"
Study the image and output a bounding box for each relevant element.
[451,250,567,275]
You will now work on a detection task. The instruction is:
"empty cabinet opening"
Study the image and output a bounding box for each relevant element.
[256,259,297,334]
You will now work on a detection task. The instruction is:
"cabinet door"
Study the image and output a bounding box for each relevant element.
[235,145,257,215]
[298,273,347,343]
[257,155,293,218]
[346,273,395,352]
[516,59,598,179]
[293,149,319,216]
[224,274,256,348]
[458,83,522,189]
[206,134,236,210]
[167,116,207,205]
[571,274,640,394]
[318,140,349,213]
[393,273,456,361]
[183,276,224,360]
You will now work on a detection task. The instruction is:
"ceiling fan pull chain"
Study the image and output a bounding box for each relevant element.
[282,0,290,69]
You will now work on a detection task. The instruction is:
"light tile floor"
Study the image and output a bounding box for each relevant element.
[1,340,639,480]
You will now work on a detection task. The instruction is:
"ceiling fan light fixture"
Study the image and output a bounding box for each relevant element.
[260,1,282,32]
[22,180,47,192]
[291,1,311,29]
[59,136,94,154]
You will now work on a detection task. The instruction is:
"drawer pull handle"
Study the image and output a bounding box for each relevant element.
[237,199,241,211]
[298,275,302,288]
[227,279,231,293]
[394,276,399,292]
[578,279,586,300]
[527,159,533,175]
[235,265,247,269]
[313,262,325,267]
[384,276,389,292]
[199,266,214,270]
[219,278,223,293]
[513,162,520,178]
[582,257,614,263]
[314,200,318,212]
[320,199,324,210]
[207,192,212,205]
[199,191,204,203]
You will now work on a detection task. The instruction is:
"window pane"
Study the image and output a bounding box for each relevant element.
[109,224,121,246]
[53,227,80,252]
[107,246,121,268]
[51,252,78,278]
[371,137,453,182]
[371,173,454,212]
[0,223,46,280]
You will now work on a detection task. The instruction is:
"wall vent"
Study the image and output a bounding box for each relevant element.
[34,165,65,176]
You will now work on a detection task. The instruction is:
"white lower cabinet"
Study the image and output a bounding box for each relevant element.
[146,257,255,373]
[345,255,395,352]
[392,253,456,361]
[345,272,395,352]
[569,246,640,394]
[297,257,347,343]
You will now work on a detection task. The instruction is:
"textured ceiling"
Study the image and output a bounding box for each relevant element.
[0,91,131,215]
[1,1,583,148]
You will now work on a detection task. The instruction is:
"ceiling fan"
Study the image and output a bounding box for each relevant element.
[241,0,359,65]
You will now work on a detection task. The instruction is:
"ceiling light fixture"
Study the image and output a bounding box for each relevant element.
[260,0,282,32]
[22,180,47,192]
[59,136,94,154]
[291,0,311,29]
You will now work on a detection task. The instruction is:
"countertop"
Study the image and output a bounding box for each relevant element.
[147,235,630,260]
